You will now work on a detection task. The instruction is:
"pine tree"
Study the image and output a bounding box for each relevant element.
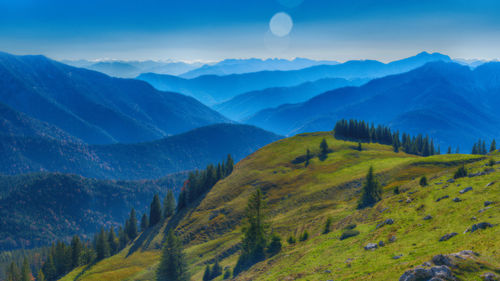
[70,235,83,268]
[118,226,129,249]
[42,252,56,281]
[21,258,30,281]
[319,138,329,160]
[157,231,190,281]
[7,261,21,281]
[108,227,119,255]
[447,146,452,154]
[357,166,382,209]
[202,265,211,281]
[491,139,497,152]
[141,214,149,231]
[211,259,222,279]
[323,217,332,234]
[150,194,162,226]
[95,227,110,261]
[163,190,176,218]
[37,269,45,281]
[127,208,138,240]
[225,154,234,176]
[234,189,267,276]
[358,142,363,151]
[305,148,311,167]
[482,140,487,155]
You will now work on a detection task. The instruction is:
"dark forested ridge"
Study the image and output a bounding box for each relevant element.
[0,172,187,251]
[0,52,228,144]
[0,124,281,179]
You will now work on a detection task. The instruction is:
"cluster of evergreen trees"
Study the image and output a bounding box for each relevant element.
[471,139,496,154]
[333,119,440,156]
[177,155,234,210]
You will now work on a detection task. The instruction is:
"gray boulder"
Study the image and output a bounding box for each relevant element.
[484,201,494,207]
[436,195,449,202]
[481,272,499,281]
[423,215,433,220]
[439,232,458,242]
[364,243,378,250]
[459,187,473,194]
[452,197,462,202]
[469,222,493,233]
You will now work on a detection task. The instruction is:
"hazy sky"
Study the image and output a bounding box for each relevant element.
[1,0,500,62]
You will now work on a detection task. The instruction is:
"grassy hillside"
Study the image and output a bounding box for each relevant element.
[60,132,499,280]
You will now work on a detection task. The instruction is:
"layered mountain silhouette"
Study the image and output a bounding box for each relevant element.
[63,59,203,78]
[0,124,281,179]
[0,52,228,144]
[213,78,367,121]
[179,57,339,78]
[138,52,451,105]
[246,61,500,149]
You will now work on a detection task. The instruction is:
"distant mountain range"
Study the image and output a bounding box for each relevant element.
[0,123,281,179]
[0,172,187,250]
[0,52,228,144]
[246,61,500,150]
[138,52,451,105]
[213,78,367,121]
[63,59,203,78]
[179,57,339,78]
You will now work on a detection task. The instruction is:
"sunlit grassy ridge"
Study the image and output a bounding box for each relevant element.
[60,132,498,280]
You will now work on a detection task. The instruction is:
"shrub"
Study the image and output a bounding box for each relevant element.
[287,236,296,244]
[299,231,309,242]
[419,176,428,186]
[453,166,467,179]
[393,186,400,194]
[267,234,282,256]
[223,269,231,279]
[323,217,332,234]
[489,159,495,167]
[340,229,360,240]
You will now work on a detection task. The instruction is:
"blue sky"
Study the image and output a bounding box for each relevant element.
[1,0,500,61]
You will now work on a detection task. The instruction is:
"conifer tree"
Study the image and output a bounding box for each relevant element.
[234,189,267,276]
[305,148,311,167]
[141,214,149,231]
[163,190,176,218]
[126,208,138,240]
[202,265,211,281]
[37,269,45,281]
[482,140,487,155]
[118,226,129,249]
[7,261,21,281]
[319,138,329,160]
[157,231,190,281]
[357,166,382,209]
[21,258,30,281]
[108,227,119,255]
[323,217,332,234]
[70,235,82,268]
[490,139,496,152]
[358,142,363,151]
[211,259,222,279]
[150,194,162,226]
[447,146,452,154]
[225,154,234,176]
[42,253,56,281]
[95,227,110,261]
